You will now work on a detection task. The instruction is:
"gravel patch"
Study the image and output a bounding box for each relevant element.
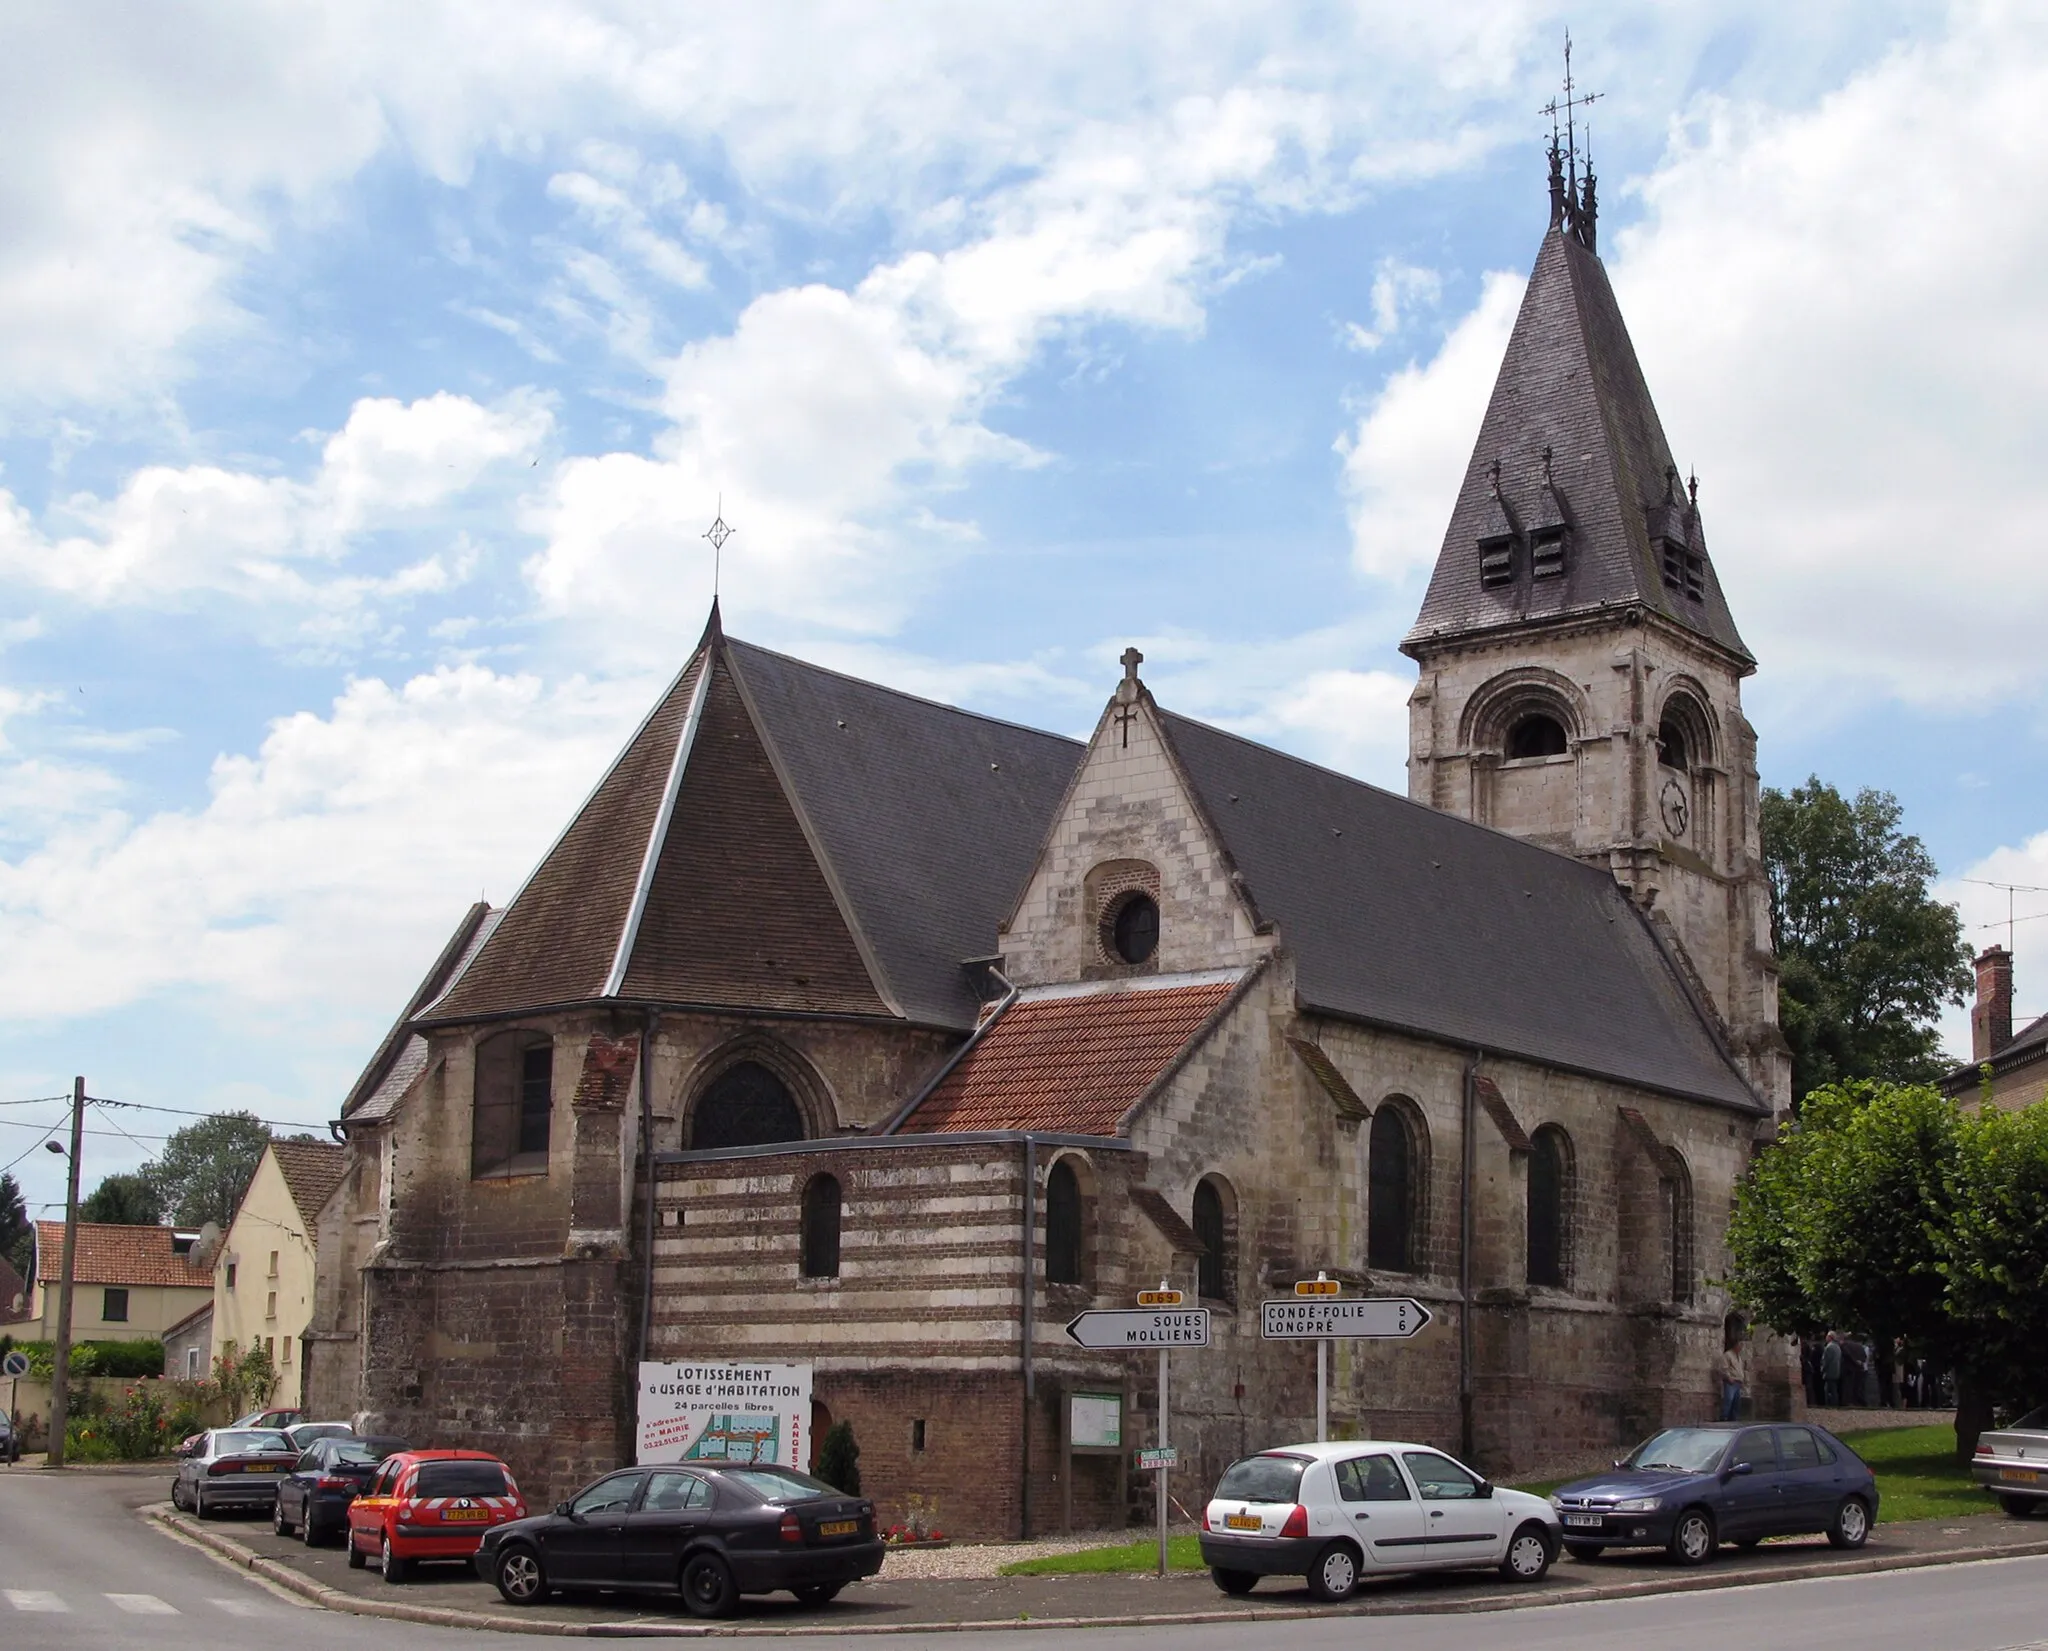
[879,1530,1132,1579]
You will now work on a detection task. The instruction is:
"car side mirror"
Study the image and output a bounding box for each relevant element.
[1475,1480,1493,1498]
[1725,1461,1752,1479]
[555,1501,573,1518]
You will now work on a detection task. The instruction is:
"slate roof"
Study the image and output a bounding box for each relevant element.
[270,1139,347,1230]
[900,976,1242,1135]
[341,901,496,1123]
[32,1222,211,1289]
[1158,709,1761,1111]
[422,609,1082,1032]
[1405,228,1751,665]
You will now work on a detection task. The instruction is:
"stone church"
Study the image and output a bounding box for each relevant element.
[306,153,1792,1538]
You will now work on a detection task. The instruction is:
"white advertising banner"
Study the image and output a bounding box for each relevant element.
[636,1361,814,1469]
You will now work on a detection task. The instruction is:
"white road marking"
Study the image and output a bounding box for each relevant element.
[106,1593,180,1614]
[211,1596,268,1617]
[3,1590,69,1612]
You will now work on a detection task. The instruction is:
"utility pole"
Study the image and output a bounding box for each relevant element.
[44,1077,85,1470]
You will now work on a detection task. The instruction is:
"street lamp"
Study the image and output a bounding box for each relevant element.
[43,1081,84,1471]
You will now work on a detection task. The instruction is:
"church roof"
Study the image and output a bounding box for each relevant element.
[340,901,497,1122]
[419,611,1082,1033]
[1403,227,1752,666]
[898,975,1242,1135]
[1158,709,1761,1111]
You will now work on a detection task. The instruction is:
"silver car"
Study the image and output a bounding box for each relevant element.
[171,1428,298,1518]
[1974,1407,2048,1515]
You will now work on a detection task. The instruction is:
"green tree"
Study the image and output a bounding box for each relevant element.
[1939,1101,2048,1416]
[144,1112,272,1229]
[80,1171,164,1226]
[0,1171,30,1280]
[815,1420,861,1495]
[1761,779,1972,1104]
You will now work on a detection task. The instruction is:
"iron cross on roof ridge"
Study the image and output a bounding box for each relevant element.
[1541,33,1603,249]
[703,498,735,597]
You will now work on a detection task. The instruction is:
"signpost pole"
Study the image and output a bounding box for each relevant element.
[1156,1341,1169,1577]
[1316,1339,1327,1444]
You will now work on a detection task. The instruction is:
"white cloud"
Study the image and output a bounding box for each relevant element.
[0,392,550,623]
[1341,258,1445,352]
[1937,834,2048,1065]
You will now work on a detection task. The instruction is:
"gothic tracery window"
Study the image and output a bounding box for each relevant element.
[690,1059,806,1150]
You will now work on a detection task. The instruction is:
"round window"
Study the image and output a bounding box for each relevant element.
[1110,893,1159,965]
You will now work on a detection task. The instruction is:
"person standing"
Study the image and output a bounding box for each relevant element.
[1822,1330,1843,1407]
[1720,1341,1747,1421]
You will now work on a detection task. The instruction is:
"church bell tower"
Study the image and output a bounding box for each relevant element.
[1400,120,1790,1114]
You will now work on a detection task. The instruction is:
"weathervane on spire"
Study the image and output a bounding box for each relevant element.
[703,497,735,597]
[1540,32,1603,252]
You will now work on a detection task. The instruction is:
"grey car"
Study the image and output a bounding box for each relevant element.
[171,1428,298,1518]
[1973,1406,2048,1516]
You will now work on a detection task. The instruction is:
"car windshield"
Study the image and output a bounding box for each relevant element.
[1624,1429,1732,1472]
[216,1430,292,1456]
[721,1468,840,1503]
[2008,1406,2048,1431]
[334,1441,394,1466]
[415,1461,509,1498]
[1215,1454,1310,1504]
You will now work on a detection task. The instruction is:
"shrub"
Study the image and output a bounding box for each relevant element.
[816,1420,861,1495]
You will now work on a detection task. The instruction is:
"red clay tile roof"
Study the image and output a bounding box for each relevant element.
[901,980,1238,1136]
[33,1221,211,1288]
[270,1140,347,1230]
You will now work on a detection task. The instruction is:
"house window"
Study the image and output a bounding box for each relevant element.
[1527,1126,1572,1289]
[1367,1106,1418,1273]
[801,1173,842,1279]
[690,1060,806,1150]
[1192,1177,1234,1304]
[474,1029,554,1177]
[185,1348,201,1379]
[264,1336,275,1359]
[1506,713,1568,759]
[226,1262,238,1289]
[267,1250,279,1278]
[101,1287,129,1323]
[281,1336,292,1366]
[1044,1161,1084,1285]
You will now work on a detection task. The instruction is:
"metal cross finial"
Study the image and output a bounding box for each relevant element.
[703,497,735,596]
[1540,33,1603,248]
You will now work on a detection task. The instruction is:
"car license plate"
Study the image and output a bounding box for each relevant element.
[2001,1469,2041,1484]
[245,1465,280,1474]
[1225,1513,1262,1531]
[1563,1513,1602,1527]
[819,1519,858,1537]
[443,1508,489,1521]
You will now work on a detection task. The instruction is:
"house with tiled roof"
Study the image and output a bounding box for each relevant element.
[29,1222,212,1342]
[308,146,1790,1535]
[212,1138,345,1408]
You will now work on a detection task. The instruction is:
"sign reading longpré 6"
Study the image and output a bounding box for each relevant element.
[1259,1297,1434,1340]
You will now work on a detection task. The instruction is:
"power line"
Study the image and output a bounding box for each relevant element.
[0,1096,80,1108]
[0,1117,171,1144]
[0,1119,68,1176]
[91,1097,322,1133]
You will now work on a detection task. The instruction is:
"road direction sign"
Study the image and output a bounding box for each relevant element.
[1136,1288,1184,1307]
[1,1350,27,1378]
[1261,1297,1433,1340]
[1064,1308,1211,1349]
[1135,1446,1178,1471]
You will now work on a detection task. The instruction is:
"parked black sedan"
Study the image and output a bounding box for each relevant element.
[475,1464,881,1618]
[272,1434,410,1545]
[1550,1422,1877,1564]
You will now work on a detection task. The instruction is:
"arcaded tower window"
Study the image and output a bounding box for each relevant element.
[1657,717,1689,770]
[1506,712,1568,759]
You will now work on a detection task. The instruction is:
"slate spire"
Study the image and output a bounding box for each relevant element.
[1402,170,1751,667]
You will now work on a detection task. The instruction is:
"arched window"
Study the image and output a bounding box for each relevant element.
[1665,1156,1695,1303]
[1367,1106,1417,1272]
[473,1030,553,1178]
[800,1173,841,1279]
[1192,1177,1233,1303]
[1657,717,1689,770]
[1527,1126,1571,1289]
[1105,892,1159,965]
[1506,713,1568,759]
[1044,1160,1083,1285]
[689,1060,806,1150]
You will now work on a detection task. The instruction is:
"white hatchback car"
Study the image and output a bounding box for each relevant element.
[1198,1440,1560,1601]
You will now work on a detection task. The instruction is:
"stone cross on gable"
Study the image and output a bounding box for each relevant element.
[1113,647,1144,745]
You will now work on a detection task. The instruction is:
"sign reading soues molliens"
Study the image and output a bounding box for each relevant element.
[636,1360,813,1469]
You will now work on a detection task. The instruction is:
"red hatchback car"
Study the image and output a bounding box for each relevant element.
[346,1450,527,1582]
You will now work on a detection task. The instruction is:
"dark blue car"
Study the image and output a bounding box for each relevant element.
[1550,1422,1877,1565]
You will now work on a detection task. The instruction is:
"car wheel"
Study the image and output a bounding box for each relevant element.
[302,1510,323,1547]
[346,1532,367,1570]
[1210,1567,1258,1596]
[680,1553,738,1619]
[170,1480,186,1512]
[275,1497,295,1537]
[494,1546,550,1606]
[194,1486,210,1520]
[1564,1543,1602,1562]
[1666,1508,1716,1566]
[381,1533,408,1584]
[1827,1496,1871,1549]
[1305,1541,1361,1603]
[1998,1495,2039,1519]
[792,1583,843,1606]
[1499,1522,1553,1583]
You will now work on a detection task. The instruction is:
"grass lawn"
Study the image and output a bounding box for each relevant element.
[999,1534,1207,1575]
[1838,1422,1990,1523]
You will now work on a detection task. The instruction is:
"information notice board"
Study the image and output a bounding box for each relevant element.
[636,1361,813,1469]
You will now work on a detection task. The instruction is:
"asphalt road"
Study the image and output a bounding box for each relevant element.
[5,1466,2048,1651]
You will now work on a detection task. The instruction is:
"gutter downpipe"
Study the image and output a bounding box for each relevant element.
[1021,1133,1037,1541]
[637,1009,661,1367]
[1460,1053,1479,1465]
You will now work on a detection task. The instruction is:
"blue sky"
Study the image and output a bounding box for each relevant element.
[5,2,2046,1224]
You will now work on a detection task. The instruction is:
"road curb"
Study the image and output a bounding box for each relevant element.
[144,1506,2048,1637]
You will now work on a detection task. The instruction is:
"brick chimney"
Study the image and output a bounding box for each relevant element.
[1972,946,2014,1061]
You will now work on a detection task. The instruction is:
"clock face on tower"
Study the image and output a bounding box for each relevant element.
[1660,776,1690,840]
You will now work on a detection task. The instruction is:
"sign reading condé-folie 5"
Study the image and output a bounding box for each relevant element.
[637,1361,813,1469]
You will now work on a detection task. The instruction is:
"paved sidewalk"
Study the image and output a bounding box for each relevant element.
[148,1501,2048,1637]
